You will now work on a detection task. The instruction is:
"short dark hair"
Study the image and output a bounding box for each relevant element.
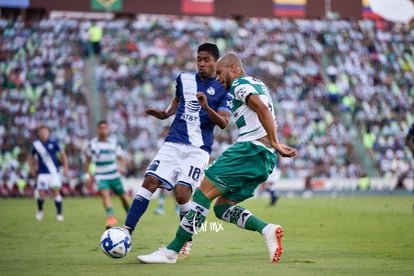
[38,125,50,132]
[198,43,220,61]
[97,120,108,126]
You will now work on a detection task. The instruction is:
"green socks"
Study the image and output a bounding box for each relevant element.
[106,207,114,217]
[166,191,268,253]
[167,189,211,252]
[214,204,268,233]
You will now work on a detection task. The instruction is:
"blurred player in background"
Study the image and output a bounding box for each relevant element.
[123,43,232,259]
[137,52,296,264]
[154,189,180,215]
[405,122,414,194]
[28,125,69,221]
[84,120,130,227]
[261,158,281,207]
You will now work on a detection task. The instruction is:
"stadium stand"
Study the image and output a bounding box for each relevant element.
[0,15,412,196]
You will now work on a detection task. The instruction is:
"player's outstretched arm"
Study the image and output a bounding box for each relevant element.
[145,97,179,120]
[196,92,230,129]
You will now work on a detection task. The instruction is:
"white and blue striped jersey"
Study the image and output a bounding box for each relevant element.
[31,139,62,174]
[85,137,123,181]
[165,72,232,154]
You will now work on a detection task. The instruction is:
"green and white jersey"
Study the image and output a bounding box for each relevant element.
[230,75,275,142]
[86,137,123,181]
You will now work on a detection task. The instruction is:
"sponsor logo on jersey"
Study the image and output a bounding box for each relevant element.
[180,113,200,122]
[181,100,201,122]
[186,100,201,113]
[207,87,215,95]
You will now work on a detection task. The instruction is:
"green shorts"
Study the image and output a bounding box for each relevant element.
[205,141,277,202]
[97,178,125,195]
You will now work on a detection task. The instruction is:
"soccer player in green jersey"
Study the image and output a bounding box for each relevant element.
[137,52,297,264]
[84,121,130,227]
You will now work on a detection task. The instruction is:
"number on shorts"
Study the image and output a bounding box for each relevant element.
[188,166,201,181]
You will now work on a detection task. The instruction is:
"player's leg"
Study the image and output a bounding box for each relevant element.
[154,189,167,215]
[174,184,192,219]
[111,177,130,213]
[138,143,276,263]
[125,143,188,234]
[119,193,130,213]
[50,174,64,221]
[100,188,118,226]
[35,174,48,220]
[213,195,282,262]
[36,190,47,220]
[137,177,221,263]
[173,184,193,258]
[137,144,240,263]
[124,175,160,233]
[174,145,210,258]
[96,179,116,225]
[213,196,268,233]
[266,183,279,206]
[51,188,64,221]
[210,144,282,262]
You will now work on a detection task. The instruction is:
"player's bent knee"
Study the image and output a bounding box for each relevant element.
[142,176,161,192]
[174,185,192,204]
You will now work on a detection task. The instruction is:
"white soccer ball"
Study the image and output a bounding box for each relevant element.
[100,227,132,258]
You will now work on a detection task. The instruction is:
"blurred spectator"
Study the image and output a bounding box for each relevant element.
[357,172,371,190]
[88,20,103,57]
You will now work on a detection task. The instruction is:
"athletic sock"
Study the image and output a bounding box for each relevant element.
[214,204,268,233]
[167,189,211,252]
[54,195,62,215]
[178,202,192,220]
[106,207,115,217]
[124,187,152,233]
[37,198,44,212]
[178,201,193,242]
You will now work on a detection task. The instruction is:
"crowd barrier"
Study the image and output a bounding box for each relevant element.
[122,177,414,196]
[2,177,412,198]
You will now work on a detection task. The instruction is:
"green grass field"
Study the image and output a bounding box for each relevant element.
[1,194,413,276]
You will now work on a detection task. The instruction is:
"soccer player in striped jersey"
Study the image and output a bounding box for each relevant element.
[406,122,414,198]
[84,120,130,227]
[123,43,232,259]
[137,52,296,264]
[28,125,69,221]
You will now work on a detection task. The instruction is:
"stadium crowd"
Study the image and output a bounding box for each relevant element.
[0,15,413,196]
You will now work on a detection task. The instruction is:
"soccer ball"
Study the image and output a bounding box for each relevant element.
[100,227,132,258]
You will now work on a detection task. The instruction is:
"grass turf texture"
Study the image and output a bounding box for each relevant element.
[1,195,413,275]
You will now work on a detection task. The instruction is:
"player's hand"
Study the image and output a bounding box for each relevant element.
[196,92,208,109]
[274,144,297,158]
[145,108,168,120]
[83,173,92,188]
